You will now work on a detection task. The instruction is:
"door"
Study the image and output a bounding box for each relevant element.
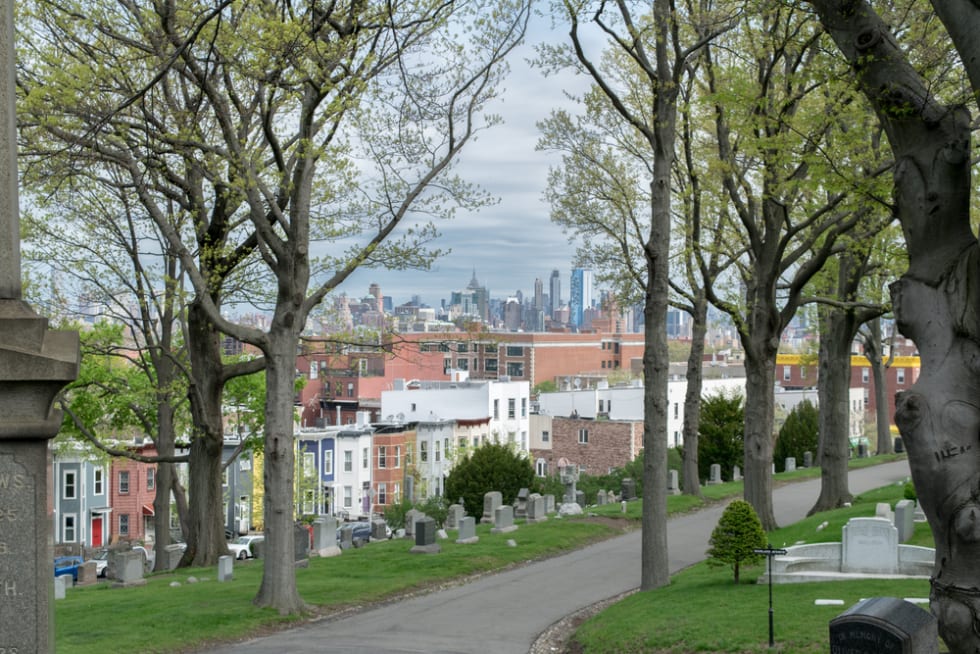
[91,515,103,547]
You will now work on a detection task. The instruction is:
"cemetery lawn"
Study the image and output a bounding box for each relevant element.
[571,477,943,653]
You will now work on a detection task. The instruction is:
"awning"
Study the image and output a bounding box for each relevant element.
[142,504,155,516]
[89,507,112,515]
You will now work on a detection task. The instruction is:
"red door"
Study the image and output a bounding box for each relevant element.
[92,516,103,547]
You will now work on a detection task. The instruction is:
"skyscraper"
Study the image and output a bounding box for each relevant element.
[549,269,561,320]
[569,268,594,329]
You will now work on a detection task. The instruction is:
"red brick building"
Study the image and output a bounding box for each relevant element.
[108,444,158,545]
[531,417,643,477]
[370,425,415,515]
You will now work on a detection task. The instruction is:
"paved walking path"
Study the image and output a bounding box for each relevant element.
[208,460,912,654]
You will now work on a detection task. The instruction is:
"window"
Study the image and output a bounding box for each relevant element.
[147,467,155,491]
[457,358,469,371]
[506,362,524,377]
[411,403,416,412]
[309,360,318,379]
[118,471,130,494]
[457,343,469,353]
[506,345,523,356]
[303,490,315,515]
[435,439,442,462]
[363,447,369,469]
[598,399,605,413]
[119,513,130,536]
[420,441,428,462]
[393,483,400,503]
[344,450,353,472]
[674,403,679,419]
[443,358,452,374]
[377,483,387,505]
[608,400,612,412]
[323,451,333,475]
[578,428,589,444]
[783,365,791,381]
[393,446,401,469]
[494,399,500,419]
[63,470,76,500]
[542,430,550,442]
[378,446,387,469]
[536,459,547,477]
[485,358,498,372]
[508,398,516,418]
[601,361,606,369]
[303,452,316,477]
[343,486,353,508]
[439,342,450,352]
[93,467,104,495]
[347,382,355,398]
[862,368,870,383]
[484,343,498,354]
[521,431,527,449]
[458,437,468,450]
[444,438,450,457]
[897,368,906,384]
[63,514,77,543]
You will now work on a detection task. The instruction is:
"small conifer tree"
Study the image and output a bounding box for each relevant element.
[706,500,767,583]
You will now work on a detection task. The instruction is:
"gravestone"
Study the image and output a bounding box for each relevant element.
[162,543,184,571]
[829,596,938,653]
[482,492,502,525]
[313,516,338,552]
[876,502,894,522]
[446,504,464,529]
[112,550,147,588]
[543,494,556,514]
[526,494,548,523]
[295,523,310,567]
[894,499,915,543]
[620,477,636,501]
[338,524,355,550]
[0,9,81,651]
[53,575,70,600]
[76,561,98,586]
[733,465,742,481]
[894,437,904,454]
[803,451,813,468]
[456,516,479,544]
[491,505,518,534]
[410,517,441,554]
[514,487,530,519]
[405,509,424,538]
[842,518,899,574]
[217,555,233,582]
[707,463,722,485]
[857,442,868,458]
[575,490,586,508]
[561,466,580,503]
[596,489,608,505]
[785,457,797,472]
[371,519,389,540]
[667,469,681,496]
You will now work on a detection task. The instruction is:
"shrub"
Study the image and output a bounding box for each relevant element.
[706,500,767,583]
[445,443,534,522]
[417,495,449,528]
[904,481,917,502]
[774,399,819,472]
[698,391,744,482]
[383,497,413,531]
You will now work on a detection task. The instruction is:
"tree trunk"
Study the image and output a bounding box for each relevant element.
[864,318,892,455]
[809,301,856,515]
[681,294,707,497]
[807,3,980,650]
[152,401,176,571]
[742,344,777,531]
[183,301,230,567]
[253,327,306,613]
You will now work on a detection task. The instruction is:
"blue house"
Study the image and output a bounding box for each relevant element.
[297,426,340,517]
[52,452,111,551]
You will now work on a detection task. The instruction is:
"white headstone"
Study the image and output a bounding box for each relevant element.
[842,517,899,574]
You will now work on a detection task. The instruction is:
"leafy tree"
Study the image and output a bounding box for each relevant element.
[445,443,534,522]
[383,497,414,531]
[706,500,767,584]
[774,400,818,473]
[698,391,744,483]
[20,0,530,614]
[417,495,449,529]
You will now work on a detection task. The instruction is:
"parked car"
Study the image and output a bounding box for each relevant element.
[54,555,84,582]
[88,550,110,578]
[227,535,264,560]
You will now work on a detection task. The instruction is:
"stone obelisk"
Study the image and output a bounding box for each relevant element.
[0,3,80,652]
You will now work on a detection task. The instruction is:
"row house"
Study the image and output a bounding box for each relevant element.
[52,454,111,551]
[529,416,644,478]
[108,443,158,545]
[414,417,492,498]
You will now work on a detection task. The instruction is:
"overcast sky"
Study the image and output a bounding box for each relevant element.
[335,14,593,309]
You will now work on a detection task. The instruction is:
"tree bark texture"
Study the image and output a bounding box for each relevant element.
[681,294,708,497]
[741,345,778,530]
[808,1,980,650]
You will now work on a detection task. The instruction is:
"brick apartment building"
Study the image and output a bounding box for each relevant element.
[530,416,643,478]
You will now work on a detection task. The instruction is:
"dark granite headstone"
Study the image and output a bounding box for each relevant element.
[410,517,440,554]
[894,437,904,453]
[294,523,310,568]
[829,597,938,654]
[621,478,636,500]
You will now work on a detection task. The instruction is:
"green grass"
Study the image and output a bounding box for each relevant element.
[56,454,913,653]
[572,472,941,653]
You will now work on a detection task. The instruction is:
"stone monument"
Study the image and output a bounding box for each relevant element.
[0,4,80,651]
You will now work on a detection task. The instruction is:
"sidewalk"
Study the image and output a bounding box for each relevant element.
[207,460,912,654]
